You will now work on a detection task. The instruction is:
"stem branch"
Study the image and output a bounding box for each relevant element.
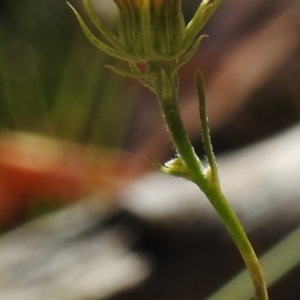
[155,67,268,300]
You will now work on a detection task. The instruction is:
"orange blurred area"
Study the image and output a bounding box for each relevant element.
[0,132,141,230]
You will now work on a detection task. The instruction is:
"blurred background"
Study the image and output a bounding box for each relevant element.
[0,0,140,228]
[0,0,300,299]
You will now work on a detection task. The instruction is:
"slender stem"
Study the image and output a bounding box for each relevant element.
[201,186,268,300]
[156,71,206,188]
[208,223,300,300]
[155,67,268,300]
[195,69,268,299]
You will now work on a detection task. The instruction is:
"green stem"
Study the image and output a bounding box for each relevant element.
[156,71,206,188]
[209,223,300,299]
[155,67,268,300]
[201,186,268,300]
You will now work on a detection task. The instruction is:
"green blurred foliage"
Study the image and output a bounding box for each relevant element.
[0,0,134,148]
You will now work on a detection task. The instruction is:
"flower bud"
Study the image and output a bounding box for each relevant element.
[68,0,221,68]
[114,0,185,61]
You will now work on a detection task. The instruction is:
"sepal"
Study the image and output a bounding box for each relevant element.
[83,0,120,48]
[67,2,128,61]
[175,35,207,71]
[184,0,221,50]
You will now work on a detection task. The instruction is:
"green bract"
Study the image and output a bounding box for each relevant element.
[68,0,221,66]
